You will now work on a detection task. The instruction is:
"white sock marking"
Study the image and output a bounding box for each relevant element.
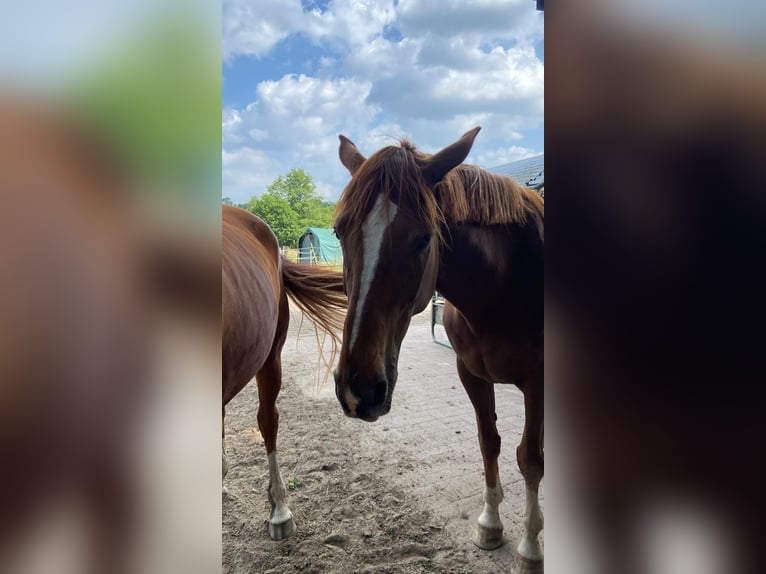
[348,194,398,352]
[267,452,292,525]
[478,483,504,530]
[517,485,544,560]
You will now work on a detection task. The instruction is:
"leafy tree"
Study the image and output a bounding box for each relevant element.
[247,168,336,246]
[267,168,336,228]
[314,200,336,228]
[222,196,234,205]
[247,193,303,248]
[267,169,316,219]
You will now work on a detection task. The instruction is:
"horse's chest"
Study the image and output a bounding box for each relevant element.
[443,302,542,385]
[448,324,540,385]
[456,341,524,384]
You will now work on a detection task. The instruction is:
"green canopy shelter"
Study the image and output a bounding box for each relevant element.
[297,228,343,265]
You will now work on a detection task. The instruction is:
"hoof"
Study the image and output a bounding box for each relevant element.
[516,537,543,562]
[512,555,544,574]
[472,524,505,550]
[268,515,296,541]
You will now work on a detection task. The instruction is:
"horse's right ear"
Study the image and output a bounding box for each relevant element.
[339,135,366,175]
[422,126,481,186]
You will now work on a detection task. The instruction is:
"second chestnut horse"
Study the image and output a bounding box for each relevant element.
[332,128,544,566]
[222,205,346,539]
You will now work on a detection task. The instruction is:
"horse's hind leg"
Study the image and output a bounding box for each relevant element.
[516,380,544,563]
[256,353,296,541]
[458,359,505,550]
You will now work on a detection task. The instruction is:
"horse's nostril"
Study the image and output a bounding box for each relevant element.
[373,380,387,406]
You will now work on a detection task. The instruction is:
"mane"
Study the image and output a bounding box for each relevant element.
[438,163,544,235]
[335,139,544,243]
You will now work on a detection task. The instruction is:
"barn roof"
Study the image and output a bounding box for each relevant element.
[488,154,544,190]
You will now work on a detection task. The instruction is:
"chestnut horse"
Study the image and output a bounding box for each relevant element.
[332,129,544,565]
[222,205,346,539]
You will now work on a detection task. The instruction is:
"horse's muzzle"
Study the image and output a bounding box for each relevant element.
[334,372,390,422]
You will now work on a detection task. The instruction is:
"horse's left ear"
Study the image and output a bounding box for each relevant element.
[422,126,481,186]
[339,135,366,175]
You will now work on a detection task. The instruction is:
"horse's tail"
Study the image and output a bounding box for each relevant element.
[281,257,347,376]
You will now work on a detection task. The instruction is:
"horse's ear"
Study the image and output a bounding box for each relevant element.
[338,135,366,175]
[421,126,481,186]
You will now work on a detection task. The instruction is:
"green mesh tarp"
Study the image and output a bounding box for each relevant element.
[297,228,343,264]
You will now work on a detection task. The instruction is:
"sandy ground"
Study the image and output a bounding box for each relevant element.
[223,306,543,574]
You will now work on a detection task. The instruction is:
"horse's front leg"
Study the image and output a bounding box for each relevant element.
[256,355,296,541]
[457,359,505,550]
[516,380,544,563]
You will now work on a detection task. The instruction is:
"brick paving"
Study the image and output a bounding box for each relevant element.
[292,304,542,552]
[372,311,534,529]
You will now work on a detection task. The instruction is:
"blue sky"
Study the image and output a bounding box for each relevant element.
[222,0,544,203]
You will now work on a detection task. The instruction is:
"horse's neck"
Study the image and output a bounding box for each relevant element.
[436,224,504,318]
[435,222,543,326]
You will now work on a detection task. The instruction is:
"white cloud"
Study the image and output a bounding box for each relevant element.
[305,0,397,47]
[223,0,396,60]
[222,0,544,202]
[248,128,268,141]
[345,36,422,79]
[314,181,335,199]
[397,0,542,42]
[223,74,383,203]
[433,45,544,108]
[222,0,307,60]
[222,0,543,60]
[356,121,407,152]
[222,146,281,202]
[362,43,543,123]
[339,4,544,133]
[222,108,243,144]
[231,74,379,149]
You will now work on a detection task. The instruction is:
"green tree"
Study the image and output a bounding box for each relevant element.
[267,168,337,227]
[247,168,337,247]
[222,196,234,205]
[247,193,303,248]
[314,200,336,228]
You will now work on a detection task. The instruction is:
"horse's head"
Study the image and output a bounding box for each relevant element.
[333,127,480,421]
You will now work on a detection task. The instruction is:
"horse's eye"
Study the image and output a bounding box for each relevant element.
[415,234,431,252]
[333,227,341,240]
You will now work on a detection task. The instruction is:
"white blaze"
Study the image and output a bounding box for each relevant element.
[343,387,359,416]
[348,194,398,351]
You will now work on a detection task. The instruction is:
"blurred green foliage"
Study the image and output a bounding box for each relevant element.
[64,12,220,208]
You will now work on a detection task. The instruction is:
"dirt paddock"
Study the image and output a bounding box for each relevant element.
[223,305,544,573]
